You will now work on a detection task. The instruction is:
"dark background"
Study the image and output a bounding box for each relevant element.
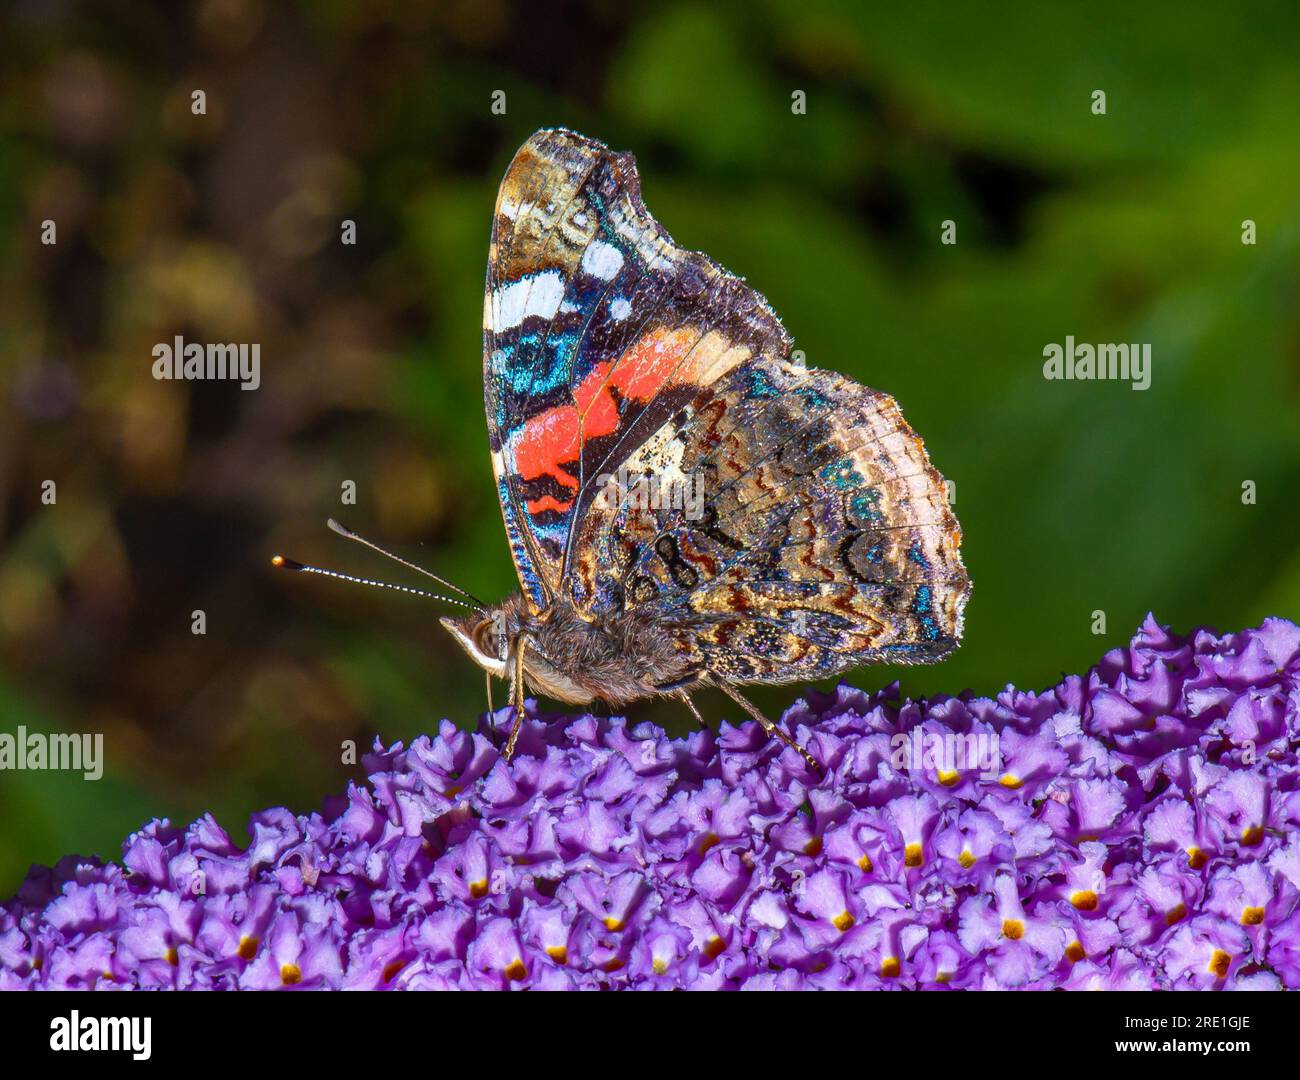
[2,0,1299,893]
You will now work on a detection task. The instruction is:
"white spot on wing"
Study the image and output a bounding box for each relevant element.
[609,297,632,321]
[581,240,624,281]
[491,272,565,332]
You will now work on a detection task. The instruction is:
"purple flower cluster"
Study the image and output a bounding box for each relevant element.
[4,615,1300,990]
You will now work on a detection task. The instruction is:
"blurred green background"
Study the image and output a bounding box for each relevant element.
[2,0,1299,895]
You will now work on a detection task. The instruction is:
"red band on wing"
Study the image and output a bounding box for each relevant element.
[511,328,697,497]
[526,494,574,515]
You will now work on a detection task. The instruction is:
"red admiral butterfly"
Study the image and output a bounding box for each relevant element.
[277,129,969,771]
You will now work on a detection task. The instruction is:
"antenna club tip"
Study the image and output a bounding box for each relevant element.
[271,554,303,571]
[327,517,351,537]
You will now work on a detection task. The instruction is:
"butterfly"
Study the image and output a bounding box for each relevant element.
[277,129,970,771]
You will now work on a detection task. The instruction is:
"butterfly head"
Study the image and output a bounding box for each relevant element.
[439,597,525,679]
[441,598,607,706]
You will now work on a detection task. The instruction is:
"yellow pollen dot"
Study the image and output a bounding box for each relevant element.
[1071,890,1099,911]
[935,970,951,984]
[469,879,489,899]
[1240,825,1263,847]
[165,948,178,966]
[101,971,113,982]
[704,936,726,960]
[546,945,568,965]
[904,842,924,868]
[1241,906,1265,926]
[444,785,463,799]
[1001,919,1024,940]
[653,958,668,975]
[1066,941,1086,963]
[699,832,721,855]
[280,963,302,985]
[601,958,624,973]
[937,770,959,787]
[1165,903,1187,925]
[833,911,855,932]
[857,853,873,872]
[999,774,1023,789]
[1208,949,1231,978]
[382,959,406,982]
[880,956,901,978]
[32,958,41,971]
[804,836,823,857]
[237,936,258,960]
[504,959,527,981]
[958,850,976,869]
[604,916,623,932]
[1187,846,1208,869]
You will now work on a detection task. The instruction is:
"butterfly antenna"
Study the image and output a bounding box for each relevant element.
[270,554,483,613]
[326,518,488,610]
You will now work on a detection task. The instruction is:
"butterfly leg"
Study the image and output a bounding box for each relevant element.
[717,683,819,772]
[503,634,529,762]
[675,689,706,728]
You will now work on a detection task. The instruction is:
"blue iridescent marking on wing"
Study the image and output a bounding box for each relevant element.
[849,490,884,524]
[820,458,865,491]
[911,583,939,640]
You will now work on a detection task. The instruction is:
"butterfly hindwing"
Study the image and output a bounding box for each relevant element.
[484,128,789,608]
[568,356,970,683]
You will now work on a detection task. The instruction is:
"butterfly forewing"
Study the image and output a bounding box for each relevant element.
[484,128,790,608]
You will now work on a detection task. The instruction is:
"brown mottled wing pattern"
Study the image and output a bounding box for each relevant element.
[569,355,970,684]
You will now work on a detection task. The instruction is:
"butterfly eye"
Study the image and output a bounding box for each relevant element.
[473,619,503,662]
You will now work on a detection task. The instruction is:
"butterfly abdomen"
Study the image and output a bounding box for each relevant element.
[522,603,699,707]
